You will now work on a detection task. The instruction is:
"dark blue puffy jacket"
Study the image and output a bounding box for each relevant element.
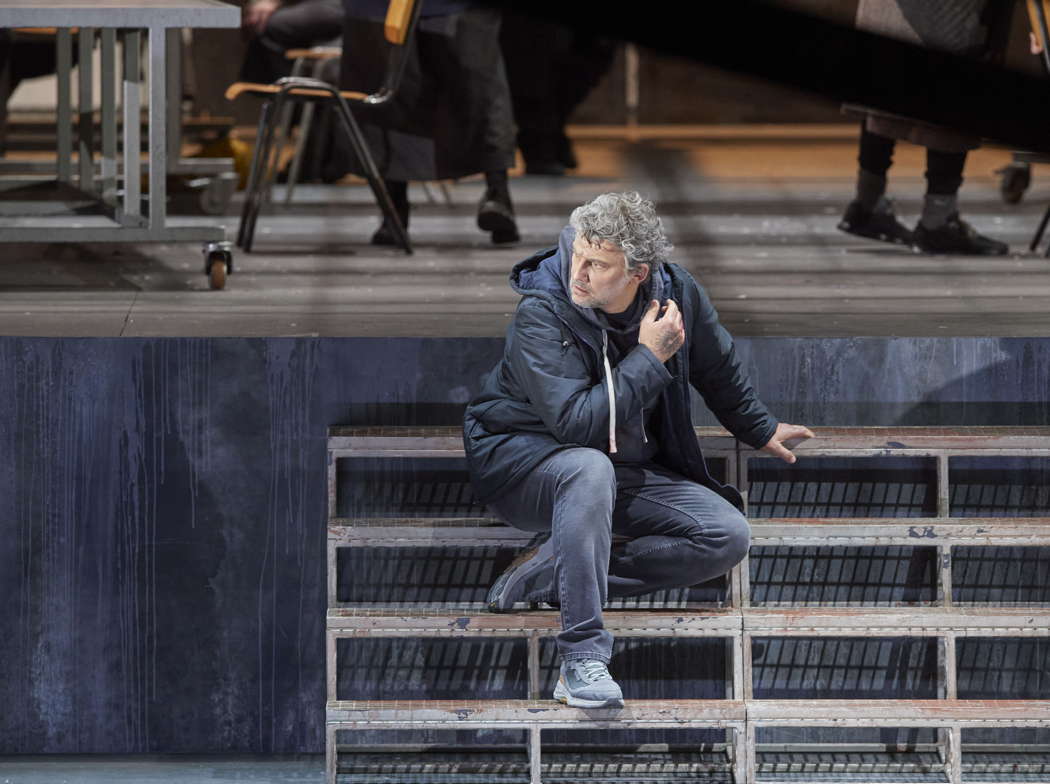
[463,234,778,509]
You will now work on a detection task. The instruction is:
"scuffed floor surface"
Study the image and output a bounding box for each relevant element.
[0,129,1047,337]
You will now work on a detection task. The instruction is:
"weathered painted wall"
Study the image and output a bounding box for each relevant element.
[0,336,1047,753]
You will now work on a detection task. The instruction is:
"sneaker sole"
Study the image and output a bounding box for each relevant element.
[553,681,624,709]
[837,221,910,245]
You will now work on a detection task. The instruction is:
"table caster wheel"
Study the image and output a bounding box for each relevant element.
[208,257,228,289]
[203,241,233,290]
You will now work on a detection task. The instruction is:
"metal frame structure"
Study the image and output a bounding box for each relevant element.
[326,425,1050,783]
[0,2,238,285]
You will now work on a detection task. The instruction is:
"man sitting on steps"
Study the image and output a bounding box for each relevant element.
[463,191,813,709]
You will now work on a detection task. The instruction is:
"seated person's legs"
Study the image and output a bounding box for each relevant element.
[911,147,1007,256]
[608,463,751,599]
[487,450,752,707]
[838,123,912,245]
[240,0,343,84]
[487,447,622,708]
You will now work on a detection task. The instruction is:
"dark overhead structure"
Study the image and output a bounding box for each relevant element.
[489,0,1047,153]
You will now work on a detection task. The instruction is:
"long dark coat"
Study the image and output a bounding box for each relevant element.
[463,235,778,509]
[339,1,516,181]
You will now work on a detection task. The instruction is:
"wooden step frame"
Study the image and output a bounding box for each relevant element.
[325,426,1050,784]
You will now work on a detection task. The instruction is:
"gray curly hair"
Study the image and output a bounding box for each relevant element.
[569,191,672,272]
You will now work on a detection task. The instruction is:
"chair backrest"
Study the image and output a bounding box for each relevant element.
[1027,0,1050,73]
[384,0,417,46]
[376,0,424,100]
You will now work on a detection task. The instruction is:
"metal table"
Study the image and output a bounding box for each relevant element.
[0,1,240,288]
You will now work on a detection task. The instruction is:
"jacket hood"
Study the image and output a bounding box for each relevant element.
[509,226,668,334]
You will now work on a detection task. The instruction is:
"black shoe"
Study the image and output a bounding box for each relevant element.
[486,534,555,613]
[371,199,410,247]
[911,214,1009,256]
[477,191,520,244]
[838,199,912,245]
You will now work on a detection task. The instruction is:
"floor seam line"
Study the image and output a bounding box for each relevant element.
[119,292,139,337]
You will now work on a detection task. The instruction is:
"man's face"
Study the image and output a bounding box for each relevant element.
[569,236,648,314]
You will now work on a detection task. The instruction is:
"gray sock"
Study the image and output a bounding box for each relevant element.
[921,194,958,229]
[856,169,887,211]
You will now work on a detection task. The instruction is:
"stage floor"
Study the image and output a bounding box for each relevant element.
[0,126,1047,338]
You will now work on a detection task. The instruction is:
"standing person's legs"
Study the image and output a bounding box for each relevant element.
[838,123,912,245]
[912,147,1007,255]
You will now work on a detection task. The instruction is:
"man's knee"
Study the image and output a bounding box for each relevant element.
[553,447,615,497]
[678,506,750,567]
[720,511,752,566]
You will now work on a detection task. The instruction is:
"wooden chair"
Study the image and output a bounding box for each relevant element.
[225,0,422,253]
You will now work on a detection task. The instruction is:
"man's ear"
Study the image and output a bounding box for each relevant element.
[632,263,650,284]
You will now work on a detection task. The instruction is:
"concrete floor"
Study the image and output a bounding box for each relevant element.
[1,127,1048,337]
[0,755,323,783]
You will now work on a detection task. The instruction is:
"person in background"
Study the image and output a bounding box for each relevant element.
[341,0,519,245]
[240,0,344,85]
[838,0,1014,255]
[499,10,617,176]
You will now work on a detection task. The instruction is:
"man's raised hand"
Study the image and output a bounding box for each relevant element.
[760,422,815,464]
[639,299,685,363]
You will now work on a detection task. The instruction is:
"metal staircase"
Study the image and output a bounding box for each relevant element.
[326,426,1050,784]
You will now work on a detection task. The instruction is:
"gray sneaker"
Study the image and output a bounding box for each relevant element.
[485,534,554,613]
[553,659,624,708]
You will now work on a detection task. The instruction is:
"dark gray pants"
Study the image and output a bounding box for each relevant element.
[489,447,751,663]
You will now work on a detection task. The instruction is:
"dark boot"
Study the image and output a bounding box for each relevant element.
[477,170,520,244]
[912,214,1008,256]
[838,197,912,245]
[371,180,410,246]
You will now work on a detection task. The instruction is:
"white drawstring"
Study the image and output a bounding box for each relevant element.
[602,331,617,454]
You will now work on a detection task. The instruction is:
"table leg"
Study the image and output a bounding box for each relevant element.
[122,30,142,222]
[56,29,73,183]
[78,27,96,192]
[148,26,167,234]
[165,28,181,166]
[100,29,117,206]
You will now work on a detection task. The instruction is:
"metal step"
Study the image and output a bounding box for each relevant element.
[327,607,742,637]
[325,607,1050,638]
[328,518,1050,547]
[327,699,746,728]
[749,700,1050,725]
[743,607,1050,635]
[328,425,1050,458]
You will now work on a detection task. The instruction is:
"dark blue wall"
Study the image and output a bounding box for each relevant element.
[1,337,1047,753]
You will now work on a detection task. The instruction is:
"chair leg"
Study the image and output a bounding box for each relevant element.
[283,99,315,205]
[267,59,306,203]
[331,95,412,254]
[244,94,286,253]
[1033,204,1050,254]
[238,99,274,249]
[284,59,326,206]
